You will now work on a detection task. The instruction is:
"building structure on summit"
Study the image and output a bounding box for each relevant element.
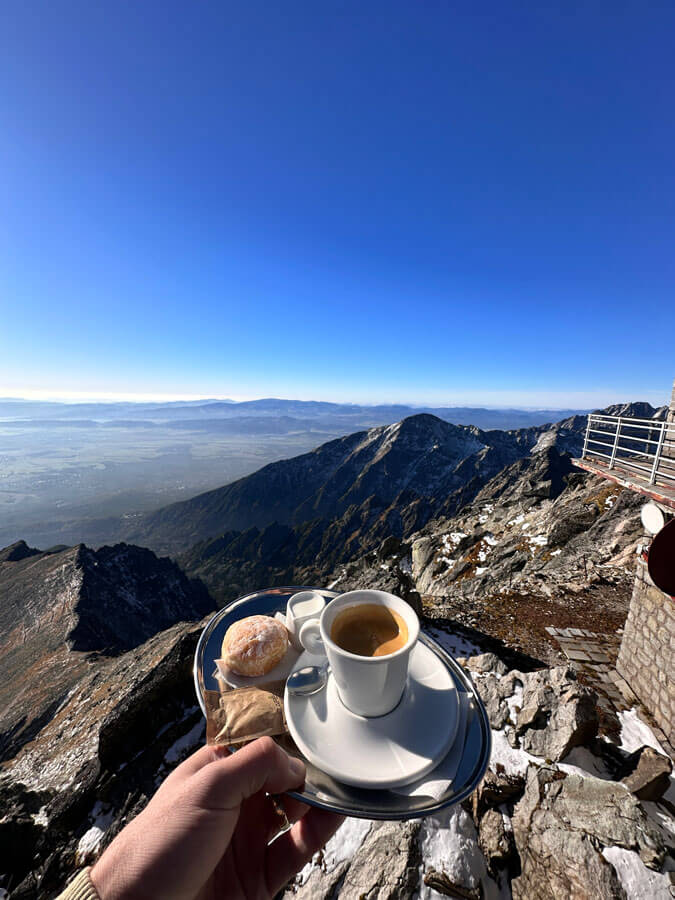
[573,379,675,747]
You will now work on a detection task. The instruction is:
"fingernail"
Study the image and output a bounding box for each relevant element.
[289,757,305,780]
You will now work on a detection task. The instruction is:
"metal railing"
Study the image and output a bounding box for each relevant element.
[581,414,675,487]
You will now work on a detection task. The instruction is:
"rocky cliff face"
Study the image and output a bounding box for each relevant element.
[0,538,215,897]
[0,541,212,763]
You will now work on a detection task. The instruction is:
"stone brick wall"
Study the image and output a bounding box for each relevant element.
[617,556,675,746]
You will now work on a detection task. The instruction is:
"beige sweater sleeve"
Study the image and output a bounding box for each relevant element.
[55,867,101,900]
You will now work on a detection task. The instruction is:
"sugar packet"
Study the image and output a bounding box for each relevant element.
[205,679,287,746]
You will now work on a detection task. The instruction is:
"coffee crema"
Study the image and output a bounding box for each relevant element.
[330,603,408,657]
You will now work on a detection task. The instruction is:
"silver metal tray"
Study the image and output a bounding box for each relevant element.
[194,587,491,820]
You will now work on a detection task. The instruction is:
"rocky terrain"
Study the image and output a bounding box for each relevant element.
[0,621,206,897]
[285,652,674,900]
[1,400,673,897]
[182,441,646,664]
[344,445,645,663]
[0,539,215,897]
[2,543,673,900]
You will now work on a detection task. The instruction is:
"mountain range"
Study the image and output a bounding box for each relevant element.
[1,397,599,552]
[0,540,212,764]
[0,397,588,431]
[0,398,671,897]
[123,412,588,555]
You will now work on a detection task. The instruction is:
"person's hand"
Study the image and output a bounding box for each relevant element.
[90,737,344,899]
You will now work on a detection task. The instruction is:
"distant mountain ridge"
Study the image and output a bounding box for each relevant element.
[0,396,588,430]
[126,415,533,554]
[174,401,665,602]
[124,401,665,559]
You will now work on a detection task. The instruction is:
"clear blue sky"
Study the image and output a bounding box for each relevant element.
[1,2,673,408]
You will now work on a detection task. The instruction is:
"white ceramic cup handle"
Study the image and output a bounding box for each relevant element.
[299,618,325,655]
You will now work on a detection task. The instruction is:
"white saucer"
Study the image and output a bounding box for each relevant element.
[284,642,459,789]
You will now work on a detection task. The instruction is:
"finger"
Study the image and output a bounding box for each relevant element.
[191,736,306,812]
[160,743,227,787]
[151,744,227,802]
[265,809,345,895]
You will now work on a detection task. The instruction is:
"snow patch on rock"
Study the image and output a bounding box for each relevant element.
[75,801,116,864]
[297,817,372,886]
[399,555,412,575]
[426,626,482,659]
[618,708,665,754]
[76,826,106,861]
[31,805,49,827]
[417,807,500,899]
[602,846,673,900]
[164,719,205,764]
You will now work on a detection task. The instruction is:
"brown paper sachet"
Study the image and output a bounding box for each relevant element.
[205,678,288,746]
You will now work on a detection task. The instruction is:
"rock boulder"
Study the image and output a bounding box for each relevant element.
[511,765,666,899]
[619,746,673,802]
[477,808,516,875]
[514,666,598,760]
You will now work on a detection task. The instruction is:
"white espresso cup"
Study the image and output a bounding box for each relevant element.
[298,589,419,717]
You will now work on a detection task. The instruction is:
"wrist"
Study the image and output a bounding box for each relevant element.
[89,854,122,900]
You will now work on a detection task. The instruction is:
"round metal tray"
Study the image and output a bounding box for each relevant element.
[194,587,491,820]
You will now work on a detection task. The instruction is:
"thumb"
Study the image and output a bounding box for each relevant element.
[190,737,306,812]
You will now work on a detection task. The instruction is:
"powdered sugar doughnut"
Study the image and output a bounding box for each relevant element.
[221,615,289,677]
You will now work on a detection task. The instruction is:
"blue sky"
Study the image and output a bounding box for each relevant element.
[1,2,673,408]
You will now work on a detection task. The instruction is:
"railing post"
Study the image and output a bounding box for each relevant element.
[582,416,592,458]
[609,417,622,470]
[649,421,667,484]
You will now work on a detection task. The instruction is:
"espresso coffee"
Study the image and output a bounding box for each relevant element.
[330,603,409,657]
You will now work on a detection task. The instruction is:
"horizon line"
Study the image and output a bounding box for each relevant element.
[0,387,667,412]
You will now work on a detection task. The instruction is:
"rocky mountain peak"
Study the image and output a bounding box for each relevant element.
[600,401,668,420]
[69,542,212,654]
[0,540,41,564]
[130,413,548,556]
[0,541,213,763]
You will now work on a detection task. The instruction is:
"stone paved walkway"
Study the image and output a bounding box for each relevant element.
[545,626,634,714]
[545,625,674,756]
